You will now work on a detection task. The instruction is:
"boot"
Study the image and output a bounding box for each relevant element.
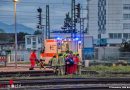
[29,67,34,70]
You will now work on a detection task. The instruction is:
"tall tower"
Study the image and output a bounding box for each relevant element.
[98,0,106,42]
[37,7,44,49]
[71,0,76,38]
[46,5,50,39]
[37,7,43,30]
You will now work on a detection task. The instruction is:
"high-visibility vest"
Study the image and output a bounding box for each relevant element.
[58,56,65,66]
[50,58,58,66]
[78,56,82,65]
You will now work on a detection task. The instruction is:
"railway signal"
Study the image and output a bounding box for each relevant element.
[75,3,81,19]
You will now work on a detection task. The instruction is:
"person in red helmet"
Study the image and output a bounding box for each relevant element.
[29,50,37,70]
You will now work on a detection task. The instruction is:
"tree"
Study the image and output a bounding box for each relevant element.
[120,40,130,52]
[0,29,5,33]
[34,30,42,35]
[17,32,29,41]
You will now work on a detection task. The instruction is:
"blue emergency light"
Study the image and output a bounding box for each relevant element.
[56,37,61,40]
[75,38,79,41]
[79,41,81,43]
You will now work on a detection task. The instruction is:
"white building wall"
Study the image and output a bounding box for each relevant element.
[106,0,123,33]
[25,35,42,50]
[122,0,130,39]
[88,0,130,45]
[88,0,98,39]
[106,0,123,45]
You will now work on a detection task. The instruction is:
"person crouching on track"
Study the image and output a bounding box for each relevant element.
[50,55,58,74]
[39,50,46,69]
[58,53,65,75]
[29,50,37,70]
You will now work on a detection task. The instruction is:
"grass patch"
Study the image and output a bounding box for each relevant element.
[1,65,130,80]
[0,75,89,81]
[86,65,130,72]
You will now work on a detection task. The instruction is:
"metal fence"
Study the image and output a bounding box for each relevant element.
[6,48,130,64]
[7,50,41,63]
[100,52,130,63]
[83,47,130,64]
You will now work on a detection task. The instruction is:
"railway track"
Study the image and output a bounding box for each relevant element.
[0,70,54,77]
[1,70,130,90]
[1,70,130,78]
[1,78,130,90]
[0,70,98,78]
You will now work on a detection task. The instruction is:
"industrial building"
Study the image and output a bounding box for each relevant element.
[88,0,130,46]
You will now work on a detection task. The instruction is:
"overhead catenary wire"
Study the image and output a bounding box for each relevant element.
[0,1,127,8]
[0,0,129,31]
[1,0,126,6]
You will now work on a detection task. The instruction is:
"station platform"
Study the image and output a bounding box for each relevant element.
[0,63,54,78]
[0,63,52,72]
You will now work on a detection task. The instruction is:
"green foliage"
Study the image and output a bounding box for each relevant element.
[34,30,42,35]
[0,29,5,33]
[86,65,130,72]
[87,65,110,72]
[17,32,29,41]
[120,40,130,52]
[5,50,11,54]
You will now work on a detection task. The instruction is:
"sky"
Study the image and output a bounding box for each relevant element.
[0,0,87,31]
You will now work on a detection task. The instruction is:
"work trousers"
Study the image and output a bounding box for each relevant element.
[77,65,82,75]
[30,59,35,68]
[58,66,65,75]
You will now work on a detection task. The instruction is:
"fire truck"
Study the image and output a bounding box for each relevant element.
[41,38,82,64]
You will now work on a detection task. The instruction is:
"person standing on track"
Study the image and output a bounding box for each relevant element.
[58,53,65,75]
[29,50,37,70]
[39,50,46,69]
[73,53,80,74]
[77,54,82,75]
[50,55,58,74]
[66,53,74,75]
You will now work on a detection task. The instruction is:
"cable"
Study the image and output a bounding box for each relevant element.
[0,1,71,5]
[1,0,129,6]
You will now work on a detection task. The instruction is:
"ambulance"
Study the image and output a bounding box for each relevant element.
[41,38,82,64]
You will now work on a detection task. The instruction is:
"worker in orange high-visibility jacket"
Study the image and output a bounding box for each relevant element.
[29,50,37,70]
[40,49,45,60]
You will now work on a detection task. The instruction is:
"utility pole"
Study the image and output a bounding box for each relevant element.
[13,0,18,68]
[75,3,81,19]
[86,0,90,34]
[71,0,81,39]
[37,7,42,30]
[37,7,44,50]
[71,0,76,38]
[80,18,85,60]
[46,5,50,39]
[98,0,106,46]
[79,4,86,60]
